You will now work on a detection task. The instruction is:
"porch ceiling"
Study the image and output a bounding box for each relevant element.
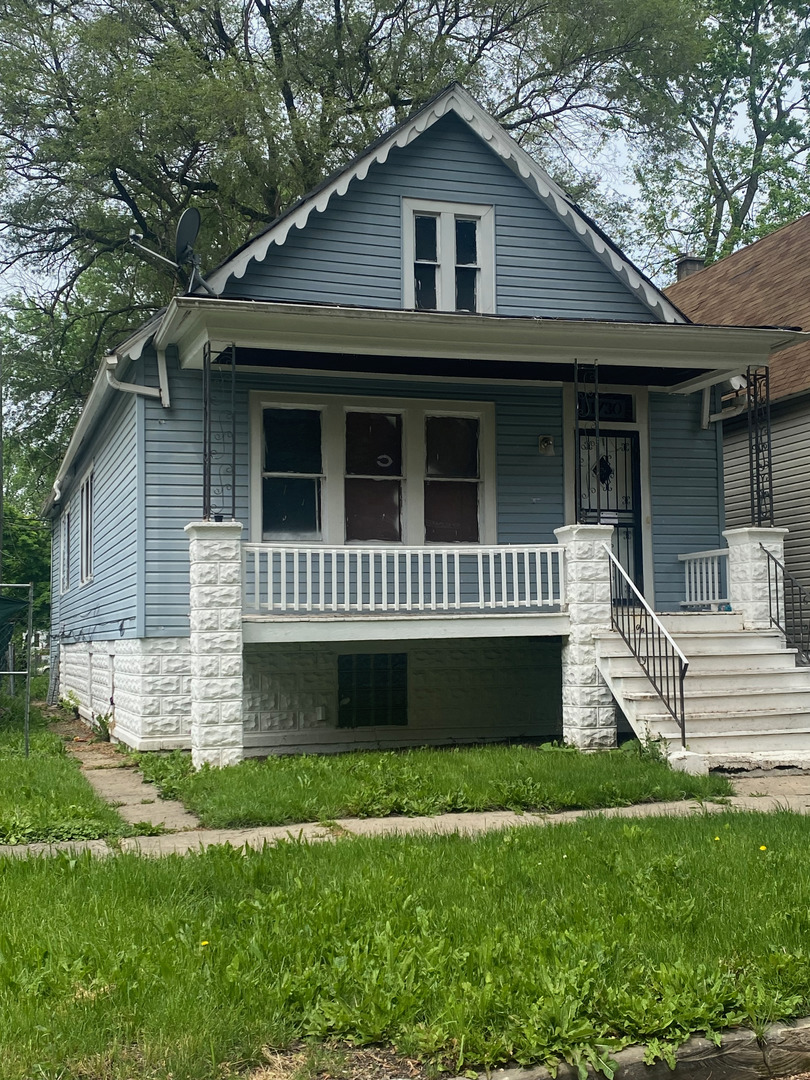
[152,297,806,390]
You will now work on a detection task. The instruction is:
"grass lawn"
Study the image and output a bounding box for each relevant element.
[0,686,129,844]
[0,810,808,1079]
[135,743,733,827]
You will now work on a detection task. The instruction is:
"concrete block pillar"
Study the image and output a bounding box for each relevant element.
[554,523,617,749]
[185,521,244,768]
[723,525,788,630]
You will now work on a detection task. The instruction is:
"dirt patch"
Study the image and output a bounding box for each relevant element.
[248,1043,430,1080]
[50,714,132,767]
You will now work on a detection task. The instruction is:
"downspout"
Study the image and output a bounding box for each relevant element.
[104,354,170,407]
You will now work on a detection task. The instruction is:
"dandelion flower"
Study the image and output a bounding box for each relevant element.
[759,846,767,852]
[201,941,210,946]
[714,837,720,841]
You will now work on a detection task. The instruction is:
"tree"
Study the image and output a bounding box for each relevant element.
[0,0,703,502]
[1,503,51,628]
[630,0,810,275]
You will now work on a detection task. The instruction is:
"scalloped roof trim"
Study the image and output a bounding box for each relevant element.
[205,86,683,324]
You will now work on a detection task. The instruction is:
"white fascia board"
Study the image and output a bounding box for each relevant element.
[157,297,805,373]
[203,85,684,325]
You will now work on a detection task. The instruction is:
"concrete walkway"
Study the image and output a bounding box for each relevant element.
[5,735,810,858]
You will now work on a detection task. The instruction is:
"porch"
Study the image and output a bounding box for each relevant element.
[240,541,569,642]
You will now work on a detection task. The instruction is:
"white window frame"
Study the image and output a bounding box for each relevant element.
[250,391,496,545]
[79,467,94,585]
[402,197,495,313]
[60,509,71,594]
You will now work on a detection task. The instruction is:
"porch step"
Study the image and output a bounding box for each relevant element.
[656,612,744,634]
[602,650,800,676]
[595,623,810,766]
[594,629,789,656]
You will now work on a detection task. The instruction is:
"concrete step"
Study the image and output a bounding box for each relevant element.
[610,668,810,695]
[627,686,810,712]
[657,612,744,633]
[600,650,800,675]
[595,630,788,657]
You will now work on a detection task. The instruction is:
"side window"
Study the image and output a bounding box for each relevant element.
[261,408,323,540]
[60,510,71,593]
[80,470,94,584]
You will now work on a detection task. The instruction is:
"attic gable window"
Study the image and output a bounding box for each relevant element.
[403,198,494,313]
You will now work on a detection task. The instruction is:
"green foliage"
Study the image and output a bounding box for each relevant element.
[134,743,732,827]
[0,0,705,499]
[0,502,50,628]
[0,691,130,843]
[630,0,810,275]
[0,812,807,1077]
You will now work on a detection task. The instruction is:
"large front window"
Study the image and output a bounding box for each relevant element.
[251,394,494,544]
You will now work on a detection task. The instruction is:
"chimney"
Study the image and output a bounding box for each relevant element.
[676,253,705,281]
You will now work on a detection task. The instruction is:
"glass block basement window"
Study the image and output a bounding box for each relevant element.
[337,653,408,728]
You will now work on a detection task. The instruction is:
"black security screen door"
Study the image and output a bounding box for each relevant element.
[578,429,643,591]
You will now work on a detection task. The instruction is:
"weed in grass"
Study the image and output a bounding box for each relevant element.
[134,744,733,829]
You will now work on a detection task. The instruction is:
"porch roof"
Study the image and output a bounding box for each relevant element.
[148,297,804,390]
[43,295,807,518]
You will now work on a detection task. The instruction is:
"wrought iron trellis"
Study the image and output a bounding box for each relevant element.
[202,341,237,521]
[747,365,774,527]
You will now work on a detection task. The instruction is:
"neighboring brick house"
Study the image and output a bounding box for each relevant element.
[45,84,801,767]
[666,217,810,589]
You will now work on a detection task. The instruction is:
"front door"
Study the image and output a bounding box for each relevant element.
[578,429,643,591]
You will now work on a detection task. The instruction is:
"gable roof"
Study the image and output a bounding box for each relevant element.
[666,216,810,400]
[204,84,686,324]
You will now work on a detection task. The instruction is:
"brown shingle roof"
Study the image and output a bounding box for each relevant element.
[665,215,810,400]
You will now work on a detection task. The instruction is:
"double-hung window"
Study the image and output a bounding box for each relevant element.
[261,408,323,540]
[80,469,94,584]
[252,394,494,546]
[404,198,494,313]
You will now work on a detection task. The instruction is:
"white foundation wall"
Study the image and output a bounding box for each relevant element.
[242,637,562,754]
[60,638,191,750]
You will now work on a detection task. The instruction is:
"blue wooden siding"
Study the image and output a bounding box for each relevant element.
[142,356,564,635]
[650,392,724,610]
[52,391,139,642]
[222,113,656,323]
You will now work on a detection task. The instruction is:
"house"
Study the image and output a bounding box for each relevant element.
[46,85,806,768]
[666,218,810,592]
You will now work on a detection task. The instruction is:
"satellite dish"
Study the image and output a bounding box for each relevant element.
[175,208,201,266]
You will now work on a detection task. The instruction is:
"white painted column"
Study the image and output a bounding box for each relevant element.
[185,521,244,768]
[723,525,788,630]
[554,523,616,749]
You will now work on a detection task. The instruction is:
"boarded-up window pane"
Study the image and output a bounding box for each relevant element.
[264,409,321,474]
[345,412,402,476]
[338,653,407,728]
[426,416,479,478]
[414,263,436,310]
[455,218,477,265]
[424,480,478,543]
[415,215,437,262]
[345,479,401,541]
[263,477,320,537]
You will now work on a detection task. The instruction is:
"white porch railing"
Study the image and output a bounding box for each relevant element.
[242,544,565,615]
[678,548,730,609]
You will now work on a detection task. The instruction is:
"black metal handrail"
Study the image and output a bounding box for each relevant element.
[604,545,689,746]
[762,546,810,664]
